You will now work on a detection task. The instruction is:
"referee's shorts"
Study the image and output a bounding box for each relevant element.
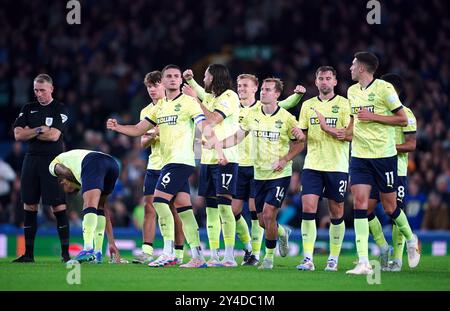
[21,154,66,206]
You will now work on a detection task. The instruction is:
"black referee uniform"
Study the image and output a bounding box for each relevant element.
[12,99,70,262]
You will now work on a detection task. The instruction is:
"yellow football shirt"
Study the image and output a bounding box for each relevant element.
[240,105,298,180]
[396,106,416,176]
[201,90,240,164]
[348,79,403,158]
[147,94,205,167]
[49,149,99,184]
[140,101,163,170]
[299,95,350,173]
[238,101,261,166]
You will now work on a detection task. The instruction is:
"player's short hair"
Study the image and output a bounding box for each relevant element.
[162,64,181,75]
[207,64,233,97]
[354,51,379,74]
[34,74,53,85]
[380,73,404,95]
[237,74,259,87]
[262,78,283,93]
[144,71,162,86]
[316,66,337,77]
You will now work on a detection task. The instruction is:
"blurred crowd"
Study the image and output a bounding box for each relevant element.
[0,0,448,231]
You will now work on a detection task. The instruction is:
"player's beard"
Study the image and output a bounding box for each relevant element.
[205,83,212,93]
[320,87,332,95]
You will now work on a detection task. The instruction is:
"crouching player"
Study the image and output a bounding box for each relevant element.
[49,149,123,263]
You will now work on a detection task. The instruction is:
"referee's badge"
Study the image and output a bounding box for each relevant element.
[45,117,53,126]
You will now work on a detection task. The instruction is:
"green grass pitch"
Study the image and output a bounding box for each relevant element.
[1,255,449,291]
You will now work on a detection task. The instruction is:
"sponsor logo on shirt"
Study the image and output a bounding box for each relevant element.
[310,117,338,127]
[253,130,280,141]
[157,115,178,125]
[351,105,374,114]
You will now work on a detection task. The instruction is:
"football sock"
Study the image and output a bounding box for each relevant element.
[368,213,388,248]
[301,212,316,260]
[153,198,175,255]
[142,242,153,256]
[82,207,98,250]
[94,209,106,253]
[235,213,251,251]
[206,198,220,258]
[389,207,413,241]
[177,207,201,248]
[250,212,263,259]
[329,217,345,261]
[218,197,236,255]
[264,239,276,261]
[354,210,369,264]
[392,223,405,261]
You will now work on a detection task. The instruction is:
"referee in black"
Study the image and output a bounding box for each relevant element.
[12,74,70,263]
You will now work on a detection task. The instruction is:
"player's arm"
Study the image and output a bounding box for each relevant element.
[273,139,304,172]
[315,109,352,141]
[53,163,79,185]
[197,120,228,165]
[107,118,153,137]
[181,84,219,123]
[396,132,416,153]
[183,69,207,101]
[358,106,408,126]
[141,127,159,149]
[278,85,306,109]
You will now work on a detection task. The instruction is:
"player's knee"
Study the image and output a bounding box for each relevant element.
[262,208,275,224]
[302,203,317,213]
[353,196,368,209]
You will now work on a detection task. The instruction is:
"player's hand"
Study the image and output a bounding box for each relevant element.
[217,148,228,166]
[107,118,119,130]
[291,127,305,141]
[272,159,287,171]
[109,243,121,262]
[182,84,198,99]
[335,128,347,140]
[183,69,194,81]
[314,109,326,124]
[357,108,374,121]
[294,85,306,94]
[202,139,214,149]
[146,126,159,139]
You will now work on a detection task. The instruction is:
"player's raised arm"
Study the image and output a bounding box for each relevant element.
[106,118,154,137]
[183,69,207,101]
[278,84,306,109]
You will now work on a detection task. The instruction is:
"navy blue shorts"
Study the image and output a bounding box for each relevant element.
[253,176,291,214]
[234,166,255,200]
[350,156,397,193]
[301,169,349,203]
[370,176,408,209]
[143,169,161,196]
[155,163,194,195]
[81,152,120,195]
[198,163,239,197]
